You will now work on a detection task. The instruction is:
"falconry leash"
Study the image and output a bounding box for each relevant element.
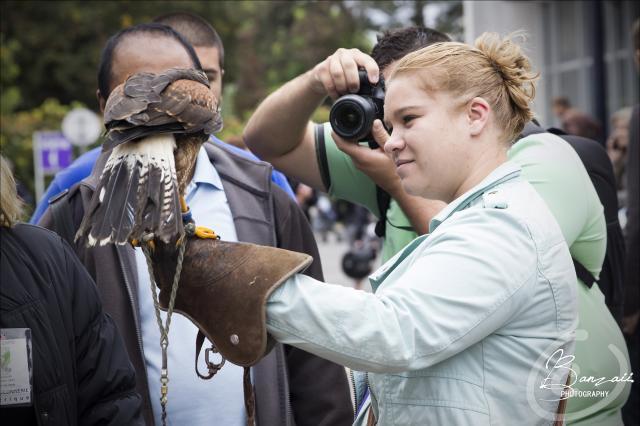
[140,198,221,426]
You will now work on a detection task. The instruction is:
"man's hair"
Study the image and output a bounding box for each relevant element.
[371,26,451,71]
[154,12,224,68]
[633,18,640,52]
[553,96,571,109]
[97,23,202,98]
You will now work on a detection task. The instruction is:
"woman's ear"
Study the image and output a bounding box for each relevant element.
[467,97,491,137]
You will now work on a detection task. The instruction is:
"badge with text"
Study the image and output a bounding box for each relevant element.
[0,328,33,407]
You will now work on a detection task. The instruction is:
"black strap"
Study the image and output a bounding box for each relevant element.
[314,123,332,191]
[573,258,596,289]
[374,187,391,238]
[48,189,75,246]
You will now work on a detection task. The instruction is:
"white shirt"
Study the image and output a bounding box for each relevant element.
[135,147,245,425]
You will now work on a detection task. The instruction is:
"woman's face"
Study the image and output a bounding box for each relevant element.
[383,73,471,202]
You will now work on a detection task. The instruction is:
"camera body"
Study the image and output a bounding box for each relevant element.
[329,69,385,149]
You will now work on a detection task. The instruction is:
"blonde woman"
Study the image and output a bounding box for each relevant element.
[260,34,578,425]
[0,155,143,425]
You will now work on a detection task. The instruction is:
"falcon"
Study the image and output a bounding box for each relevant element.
[76,68,222,246]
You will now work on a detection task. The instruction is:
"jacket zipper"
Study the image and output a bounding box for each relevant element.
[116,248,149,395]
[117,248,146,362]
[366,372,376,422]
[350,369,357,420]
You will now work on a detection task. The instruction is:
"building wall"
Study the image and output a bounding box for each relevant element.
[463,0,639,134]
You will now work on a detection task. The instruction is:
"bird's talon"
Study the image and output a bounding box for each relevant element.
[195,226,219,240]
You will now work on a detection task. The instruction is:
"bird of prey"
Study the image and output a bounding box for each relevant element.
[76,68,221,246]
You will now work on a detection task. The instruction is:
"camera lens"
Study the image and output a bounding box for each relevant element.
[335,104,363,133]
[329,95,375,141]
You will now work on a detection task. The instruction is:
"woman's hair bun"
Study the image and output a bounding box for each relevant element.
[474,32,538,128]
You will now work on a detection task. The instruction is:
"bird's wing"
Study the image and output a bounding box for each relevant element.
[102,68,220,151]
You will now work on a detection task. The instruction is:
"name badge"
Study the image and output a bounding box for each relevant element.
[0,328,33,407]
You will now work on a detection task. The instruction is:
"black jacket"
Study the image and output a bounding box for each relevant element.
[0,223,143,426]
[39,141,353,426]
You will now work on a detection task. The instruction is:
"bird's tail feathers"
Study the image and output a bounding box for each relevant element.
[76,134,183,246]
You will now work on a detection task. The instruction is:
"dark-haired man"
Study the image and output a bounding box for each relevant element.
[245,27,631,424]
[39,22,352,426]
[245,27,450,263]
[30,13,293,224]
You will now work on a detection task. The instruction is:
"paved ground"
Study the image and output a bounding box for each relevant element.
[313,229,374,293]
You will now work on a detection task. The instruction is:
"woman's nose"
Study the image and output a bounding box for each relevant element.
[384,132,402,155]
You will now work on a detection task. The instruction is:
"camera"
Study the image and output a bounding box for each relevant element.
[329,69,385,149]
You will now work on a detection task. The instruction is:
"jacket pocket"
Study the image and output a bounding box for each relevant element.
[384,367,489,426]
[389,400,490,426]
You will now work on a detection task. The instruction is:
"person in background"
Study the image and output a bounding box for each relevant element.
[606,107,632,191]
[622,17,640,426]
[0,155,143,426]
[562,108,605,145]
[245,27,450,263]
[30,12,293,225]
[552,96,573,123]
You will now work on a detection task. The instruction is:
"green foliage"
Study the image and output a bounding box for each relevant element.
[0,0,463,209]
[1,34,21,114]
[0,99,83,207]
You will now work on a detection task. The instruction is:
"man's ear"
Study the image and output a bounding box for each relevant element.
[96,89,106,113]
[467,97,491,137]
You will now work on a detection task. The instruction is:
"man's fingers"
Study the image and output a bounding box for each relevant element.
[330,48,380,95]
[317,66,339,99]
[350,49,379,85]
[329,51,350,94]
[338,50,361,93]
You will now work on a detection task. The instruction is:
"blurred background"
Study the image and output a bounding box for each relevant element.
[2,0,638,214]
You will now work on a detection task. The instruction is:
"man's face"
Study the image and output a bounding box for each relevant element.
[194,46,223,103]
[100,34,194,109]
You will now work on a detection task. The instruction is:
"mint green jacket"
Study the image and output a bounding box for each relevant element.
[267,162,578,425]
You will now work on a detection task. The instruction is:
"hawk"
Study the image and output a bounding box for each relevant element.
[76,68,221,246]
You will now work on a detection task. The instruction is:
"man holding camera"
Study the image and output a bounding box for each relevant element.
[245,27,631,424]
[244,27,449,263]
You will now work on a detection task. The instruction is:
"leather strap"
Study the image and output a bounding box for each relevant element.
[553,372,573,426]
[194,331,225,380]
[366,406,376,426]
[243,367,256,426]
[194,331,256,425]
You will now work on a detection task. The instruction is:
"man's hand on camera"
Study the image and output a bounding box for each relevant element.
[309,48,379,99]
[333,119,402,195]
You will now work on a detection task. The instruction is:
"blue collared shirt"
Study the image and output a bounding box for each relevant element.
[31,137,295,224]
[135,147,245,425]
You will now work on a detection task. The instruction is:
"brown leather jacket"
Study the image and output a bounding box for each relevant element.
[39,141,353,426]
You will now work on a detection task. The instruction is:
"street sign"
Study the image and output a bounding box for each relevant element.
[32,131,73,202]
[62,108,102,147]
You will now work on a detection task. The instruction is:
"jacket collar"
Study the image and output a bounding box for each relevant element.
[429,161,521,233]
